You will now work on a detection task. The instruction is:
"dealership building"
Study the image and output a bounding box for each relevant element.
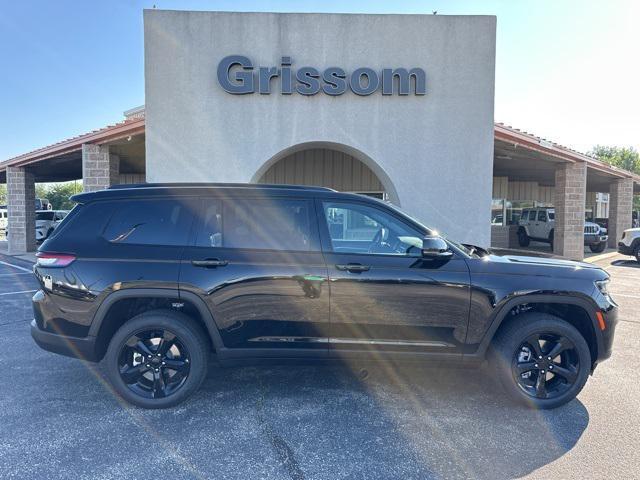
[1,11,638,259]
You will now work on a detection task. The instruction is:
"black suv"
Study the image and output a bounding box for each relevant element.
[31,184,618,409]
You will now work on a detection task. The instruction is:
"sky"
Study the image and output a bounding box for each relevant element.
[0,0,638,160]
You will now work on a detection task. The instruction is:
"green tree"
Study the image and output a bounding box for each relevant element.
[589,145,640,210]
[35,181,82,210]
[0,183,6,205]
[589,145,640,175]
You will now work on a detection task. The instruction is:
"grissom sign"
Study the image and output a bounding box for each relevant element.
[217,55,426,96]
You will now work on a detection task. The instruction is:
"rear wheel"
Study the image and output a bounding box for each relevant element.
[634,245,640,263]
[589,242,606,253]
[104,310,209,409]
[517,229,530,247]
[548,229,554,251]
[491,313,591,409]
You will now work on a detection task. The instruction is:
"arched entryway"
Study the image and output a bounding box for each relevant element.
[251,142,400,205]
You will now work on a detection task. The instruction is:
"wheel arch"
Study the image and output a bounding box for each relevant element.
[477,294,602,366]
[89,289,225,361]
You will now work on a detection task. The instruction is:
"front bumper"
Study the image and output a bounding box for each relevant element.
[584,234,607,246]
[30,319,98,362]
[618,242,634,255]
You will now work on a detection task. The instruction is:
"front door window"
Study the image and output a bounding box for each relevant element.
[322,201,423,256]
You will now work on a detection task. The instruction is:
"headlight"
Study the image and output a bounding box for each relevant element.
[595,279,610,296]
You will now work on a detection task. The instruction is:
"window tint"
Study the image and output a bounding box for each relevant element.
[322,201,423,256]
[537,210,547,221]
[222,198,312,251]
[548,211,555,220]
[103,199,193,246]
[528,210,537,221]
[195,200,223,247]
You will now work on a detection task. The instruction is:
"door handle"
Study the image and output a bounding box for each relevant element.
[336,263,370,273]
[191,258,228,268]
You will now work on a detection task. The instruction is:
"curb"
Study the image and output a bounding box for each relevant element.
[583,251,620,264]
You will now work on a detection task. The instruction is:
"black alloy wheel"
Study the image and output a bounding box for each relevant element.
[117,328,191,399]
[512,333,579,400]
[491,312,591,409]
[104,310,209,409]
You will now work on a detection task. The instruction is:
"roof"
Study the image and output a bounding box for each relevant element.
[0,116,145,169]
[1,113,638,184]
[70,182,337,203]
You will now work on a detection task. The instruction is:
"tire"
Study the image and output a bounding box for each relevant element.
[103,309,209,409]
[548,230,554,252]
[517,229,530,247]
[634,245,640,264]
[46,228,54,239]
[589,242,606,253]
[490,312,591,409]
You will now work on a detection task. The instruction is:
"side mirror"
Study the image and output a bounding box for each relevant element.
[422,235,453,259]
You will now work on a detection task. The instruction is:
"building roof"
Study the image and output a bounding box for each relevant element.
[0,111,638,185]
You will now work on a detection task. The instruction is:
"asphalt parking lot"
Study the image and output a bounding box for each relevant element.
[0,252,638,480]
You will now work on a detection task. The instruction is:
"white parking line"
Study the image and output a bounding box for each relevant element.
[0,260,33,274]
[611,293,640,300]
[0,289,37,296]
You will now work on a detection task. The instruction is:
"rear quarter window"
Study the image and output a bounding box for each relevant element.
[103,198,193,246]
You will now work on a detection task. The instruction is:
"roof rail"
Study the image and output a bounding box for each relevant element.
[108,182,336,192]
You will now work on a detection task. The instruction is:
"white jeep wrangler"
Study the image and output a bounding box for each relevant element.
[517,207,608,253]
[618,228,640,263]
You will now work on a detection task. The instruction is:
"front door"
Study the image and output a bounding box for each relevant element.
[318,199,471,356]
[179,195,329,357]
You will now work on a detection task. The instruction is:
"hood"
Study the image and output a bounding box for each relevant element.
[480,248,607,280]
[625,227,640,233]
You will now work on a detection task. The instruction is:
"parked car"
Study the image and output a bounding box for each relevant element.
[35,198,52,211]
[35,210,68,241]
[31,183,618,409]
[617,228,640,263]
[517,207,608,253]
[0,209,7,233]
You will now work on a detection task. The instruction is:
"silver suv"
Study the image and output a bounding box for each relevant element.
[518,207,608,253]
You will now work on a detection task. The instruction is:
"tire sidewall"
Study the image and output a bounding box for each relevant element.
[493,315,591,409]
[104,311,209,409]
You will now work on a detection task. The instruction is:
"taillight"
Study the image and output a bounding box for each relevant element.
[36,252,76,267]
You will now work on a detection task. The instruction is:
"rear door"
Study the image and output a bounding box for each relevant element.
[179,194,330,357]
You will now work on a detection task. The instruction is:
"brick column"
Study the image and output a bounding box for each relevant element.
[553,162,586,260]
[82,144,119,192]
[608,177,634,248]
[7,166,36,254]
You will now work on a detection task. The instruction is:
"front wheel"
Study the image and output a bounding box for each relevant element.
[517,229,530,247]
[589,242,606,253]
[104,310,209,409]
[491,313,591,409]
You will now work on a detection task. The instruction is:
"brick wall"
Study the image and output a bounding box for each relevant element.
[608,177,634,248]
[553,162,586,260]
[7,166,36,253]
[82,144,119,192]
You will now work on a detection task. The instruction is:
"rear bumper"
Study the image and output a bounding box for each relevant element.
[30,319,98,362]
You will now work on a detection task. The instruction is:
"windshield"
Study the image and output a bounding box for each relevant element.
[36,211,55,221]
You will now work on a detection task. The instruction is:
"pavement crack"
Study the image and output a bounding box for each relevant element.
[255,374,306,480]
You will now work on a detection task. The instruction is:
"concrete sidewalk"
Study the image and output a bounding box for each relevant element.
[0,240,37,264]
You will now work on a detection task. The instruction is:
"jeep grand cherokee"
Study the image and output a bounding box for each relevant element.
[31,183,618,409]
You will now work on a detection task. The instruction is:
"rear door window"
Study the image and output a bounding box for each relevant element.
[103,198,194,246]
[212,197,314,251]
[537,211,547,222]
